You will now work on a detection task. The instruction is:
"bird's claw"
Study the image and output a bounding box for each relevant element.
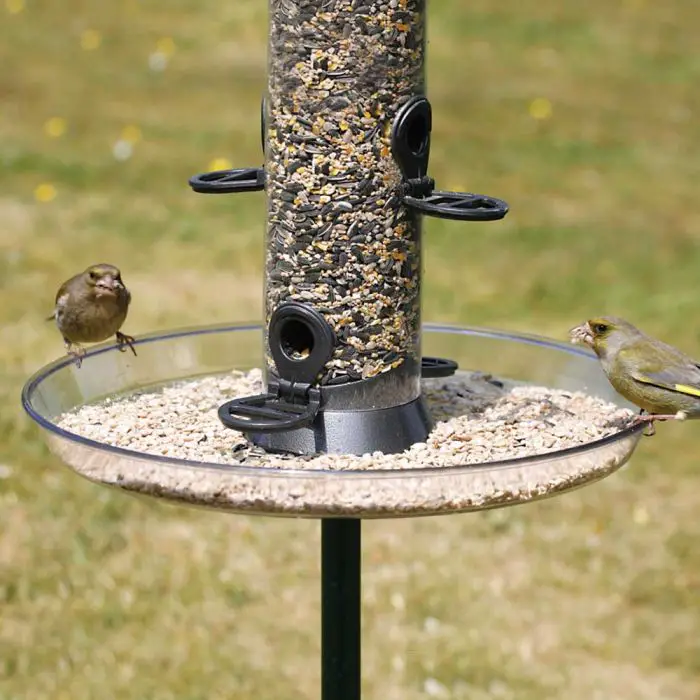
[629,413,655,436]
[116,331,137,357]
[65,343,86,369]
[629,411,685,437]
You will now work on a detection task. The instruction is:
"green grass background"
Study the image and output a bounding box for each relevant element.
[2,0,700,698]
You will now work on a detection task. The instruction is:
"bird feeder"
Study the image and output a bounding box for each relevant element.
[22,1,644,698]
[192,0,507,456]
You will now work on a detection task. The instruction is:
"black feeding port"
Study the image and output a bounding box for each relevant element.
[279,319,313,361]
[267,303,335,385]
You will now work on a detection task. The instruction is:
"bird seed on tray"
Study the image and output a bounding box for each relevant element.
[53,369,640,518]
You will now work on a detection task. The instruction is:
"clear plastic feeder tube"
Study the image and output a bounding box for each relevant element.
[265,0,426,402]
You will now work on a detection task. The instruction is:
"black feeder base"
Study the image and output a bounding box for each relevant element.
[250,396,432,456]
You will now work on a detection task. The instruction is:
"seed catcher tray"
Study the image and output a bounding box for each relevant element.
[22,324,643,519]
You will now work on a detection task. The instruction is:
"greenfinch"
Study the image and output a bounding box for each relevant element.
[569,316,700,434]
[47,263,136,367]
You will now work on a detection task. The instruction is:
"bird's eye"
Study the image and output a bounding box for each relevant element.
[593,323,608,334]
[89,270,98,280]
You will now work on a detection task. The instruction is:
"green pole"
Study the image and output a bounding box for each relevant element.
[321,519,361,700]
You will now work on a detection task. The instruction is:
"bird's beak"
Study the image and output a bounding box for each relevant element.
[569,321,594,347]
[96,275,123,292]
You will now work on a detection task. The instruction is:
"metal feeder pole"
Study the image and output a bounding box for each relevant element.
[322,519,361,700]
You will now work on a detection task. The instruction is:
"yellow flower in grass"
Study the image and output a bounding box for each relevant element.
[80,29,102,51]
[6,0,25,15]
[156,37,176,57]
[208,157,232,172]
[529,97,553,121]
[44,117,67,138]
[35,183,57,203]
[121,124,142,144]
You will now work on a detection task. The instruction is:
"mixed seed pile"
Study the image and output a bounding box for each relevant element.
[55,370,639,517]
[265,0,425,384]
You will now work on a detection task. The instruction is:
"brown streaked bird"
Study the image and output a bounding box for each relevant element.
[569,315,700,435]
[47,263,136,367]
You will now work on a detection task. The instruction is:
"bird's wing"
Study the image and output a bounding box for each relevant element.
[54,278,73,305]
[632,363,700,398]
[46,290,70,322]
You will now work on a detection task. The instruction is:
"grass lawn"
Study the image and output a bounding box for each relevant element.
[1,0,699,698]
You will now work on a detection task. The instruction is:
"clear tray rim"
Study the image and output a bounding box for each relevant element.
[21,321,644,479]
